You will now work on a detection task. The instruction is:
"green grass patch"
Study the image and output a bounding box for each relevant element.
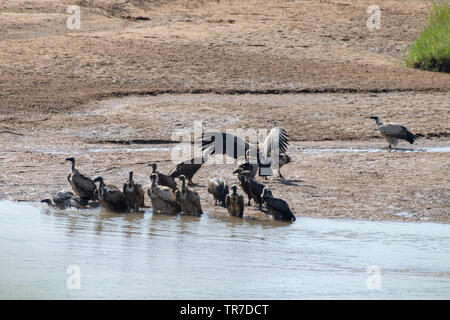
[405,0,450,73]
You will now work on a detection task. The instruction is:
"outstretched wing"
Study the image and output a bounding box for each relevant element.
[262,128,289,157]
[201,132,252,160]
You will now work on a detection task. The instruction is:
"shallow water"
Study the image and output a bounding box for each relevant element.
[299,146,450,154]
[0,200,449,299]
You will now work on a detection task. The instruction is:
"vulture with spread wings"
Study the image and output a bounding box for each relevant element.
[201,127,289,177]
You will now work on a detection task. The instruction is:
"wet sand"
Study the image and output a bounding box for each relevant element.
[0,1,449,223]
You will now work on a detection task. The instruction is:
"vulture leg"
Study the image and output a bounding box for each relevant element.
[278,169,285,180]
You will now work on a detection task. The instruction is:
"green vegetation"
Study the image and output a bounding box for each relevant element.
[405,1,450,72]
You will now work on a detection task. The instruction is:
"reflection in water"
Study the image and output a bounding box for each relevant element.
[0,200,449,299]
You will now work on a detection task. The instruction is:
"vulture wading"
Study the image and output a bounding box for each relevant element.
[94,176,128,213]
[148,173,181,215]
[123,171,145,212]
[262,188,296,222]
[207,177,229,207]
[65,157,97,205]
[225,185,245,218]
[175,175,203,216]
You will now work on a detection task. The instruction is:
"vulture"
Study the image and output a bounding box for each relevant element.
[122,171,145,212]
[65,157,97,205]
[207,177,229,207]
[261,187,296,222]
[149,163,177,190]
[94,177,128,213]
[234,169,266,210]
[369,116,416,149]
[277,153,291,180]
[175,175,203,217]
[41,191,80,209]
[225,185,245,218]
[233,168,254,206]
[148,173,181,215]
[169,157,204,186]
[235,150,258,179]
[201,127,289,178]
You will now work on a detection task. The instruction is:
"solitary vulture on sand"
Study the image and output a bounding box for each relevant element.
[175,175,203,217]
[41,191,80,209]
[201,127,289,178]
[149,163,177,190]
[94,177,128,213]
[225,185,245,218]
[369,116,416,149]
[148,173,181,215]
[207,177,229,207]
[262,187,296,222]
[123,171,145,212]
[65,157,97,205]
[234,169,266,210]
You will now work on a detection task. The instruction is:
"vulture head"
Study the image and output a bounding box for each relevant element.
[262,187,273,199]
[148,162,157,173]
[65,157,76,171]
[231,185,238,195]
[41,198,53,206]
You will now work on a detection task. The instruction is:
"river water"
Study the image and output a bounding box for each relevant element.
[0,200,449,299]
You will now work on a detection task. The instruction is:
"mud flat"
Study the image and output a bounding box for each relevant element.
[0,1,449,223]
[1,92,449,223]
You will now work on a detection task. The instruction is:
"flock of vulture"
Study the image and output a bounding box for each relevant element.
[41,116,417,223]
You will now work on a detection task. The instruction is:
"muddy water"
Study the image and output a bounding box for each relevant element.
[1,200,449,299]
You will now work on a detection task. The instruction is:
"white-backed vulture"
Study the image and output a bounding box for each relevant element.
[149,163,177,190]
[261,187,296,222]
[370,116,416,149]
[234,169,266,210]
[169,158,204,186]
[175,175,203,217]
[148,173,181,215]
[233,168,253,206]
[94,176,128,213]
[123,171,145,212]
[278,153,291,180]
[225,185,244,218]
[201,127,289,178]
[207,177,229,207]
[65,157,97,205]
[41,191,80,209]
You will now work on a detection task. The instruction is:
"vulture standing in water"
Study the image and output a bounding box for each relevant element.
[65,157,97,205]
[148,173,181,215]
[149,163,177,190]
[369,116,416,149]
[94,177,128,213]
[41,191,80,209]
[207,177,229,207]
[225,185,245,218]
[201,127,289,178]
[261,187,296,222]
[123,171,145,212]
[175,175,203,217]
